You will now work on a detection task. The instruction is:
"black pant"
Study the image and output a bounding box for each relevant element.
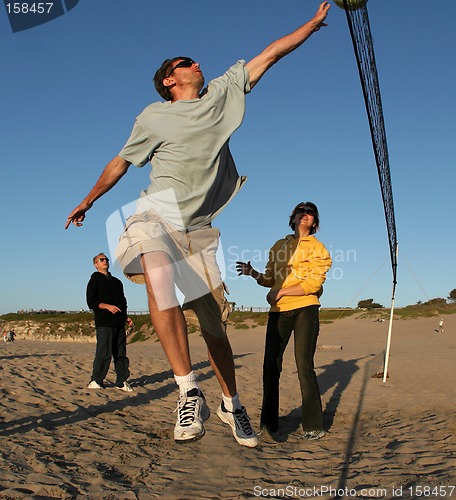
[91,326,130,387]
[261,305,324,432]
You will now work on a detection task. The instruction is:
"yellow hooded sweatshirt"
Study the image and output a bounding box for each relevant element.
[259,234,332,313]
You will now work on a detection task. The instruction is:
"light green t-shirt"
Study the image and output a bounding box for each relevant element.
[119,60,250,230]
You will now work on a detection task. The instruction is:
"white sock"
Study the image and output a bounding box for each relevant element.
[174,371,199,395]
[222,392,241,412]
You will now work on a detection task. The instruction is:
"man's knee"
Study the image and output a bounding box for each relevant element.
[202,329,228,344]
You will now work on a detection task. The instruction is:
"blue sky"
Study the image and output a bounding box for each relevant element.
[1,0,455,315]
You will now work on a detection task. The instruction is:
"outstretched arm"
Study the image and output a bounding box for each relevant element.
[65,155,131,229]
[236,260,275,288]
[246,1,330,89]
[236,261,263,281]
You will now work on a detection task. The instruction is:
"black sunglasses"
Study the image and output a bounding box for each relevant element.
[295,208,316,216]
[166,58,195,78]
[96,257,109,263]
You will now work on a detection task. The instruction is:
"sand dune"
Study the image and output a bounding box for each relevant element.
[1,313,455,499]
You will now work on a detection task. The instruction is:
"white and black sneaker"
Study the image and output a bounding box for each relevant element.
[174,388,210,443]
[217,402,258,448]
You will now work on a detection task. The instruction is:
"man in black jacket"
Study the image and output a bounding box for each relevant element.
[86,253,133,391]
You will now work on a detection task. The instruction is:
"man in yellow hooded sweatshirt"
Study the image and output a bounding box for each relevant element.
[236,202,332,440]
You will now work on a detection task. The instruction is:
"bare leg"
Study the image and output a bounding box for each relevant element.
[201,330,237,397]
[143,251,237,396]
[205,329,258,447]
[142,252,192,376]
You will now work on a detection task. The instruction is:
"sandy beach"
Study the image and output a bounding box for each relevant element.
[1,313,455,499]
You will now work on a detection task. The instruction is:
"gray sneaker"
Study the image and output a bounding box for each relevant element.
[174,388,210,443]
[116,381,134,392]
[302,429,326,440]
[217,402,258,448]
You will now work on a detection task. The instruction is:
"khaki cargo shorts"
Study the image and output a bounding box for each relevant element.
[115,209,230,338]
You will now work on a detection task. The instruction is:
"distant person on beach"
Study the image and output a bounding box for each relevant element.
[65,2,330,447]
[236,202,332,440]
[86,253,134,392]
[439,318,444,333]
[3,330,15,342]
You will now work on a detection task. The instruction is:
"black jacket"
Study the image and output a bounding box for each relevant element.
[86,272,128,327]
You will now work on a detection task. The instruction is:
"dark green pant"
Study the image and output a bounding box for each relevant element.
[91,326,130,387]
[261,305,324,432]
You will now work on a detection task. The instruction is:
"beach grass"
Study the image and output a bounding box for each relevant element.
[1,300,455,340]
